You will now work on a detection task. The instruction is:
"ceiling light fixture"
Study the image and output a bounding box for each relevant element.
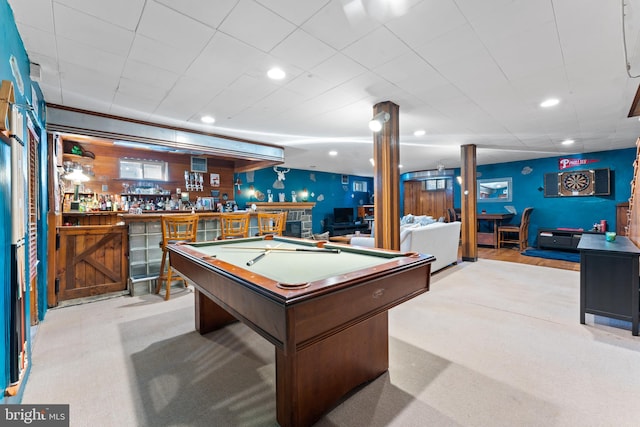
[267,67,286,80]
[201,115,215,124]
[414,129,426,136]
[329,150,338,156]
[540,98,560,108]
[561,139,575,145]
[369,111,390,132]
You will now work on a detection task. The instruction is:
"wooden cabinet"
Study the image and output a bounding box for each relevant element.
[617,202,629,236]
[578,234,640,336]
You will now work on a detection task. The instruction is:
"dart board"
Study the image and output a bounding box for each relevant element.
[559,170,594,196]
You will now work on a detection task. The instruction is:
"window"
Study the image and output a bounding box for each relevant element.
[353,180,368,192]
[119,158,168,181]
[191,156,207,172]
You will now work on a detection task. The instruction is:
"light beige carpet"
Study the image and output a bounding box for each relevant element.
[23,259,640,426]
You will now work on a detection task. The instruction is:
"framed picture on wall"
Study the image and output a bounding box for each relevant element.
[210,173,220,187]
[341,175,349,185]
[437,179,446,189]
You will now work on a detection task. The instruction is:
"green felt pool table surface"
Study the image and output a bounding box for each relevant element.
[183,236,401,286]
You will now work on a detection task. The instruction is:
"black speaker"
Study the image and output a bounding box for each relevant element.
[544,173,559,197]
[593,168,611,195]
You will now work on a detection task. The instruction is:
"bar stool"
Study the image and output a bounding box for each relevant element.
[257,211,287,236]
[155,214,199,300]
[219,212,250,239]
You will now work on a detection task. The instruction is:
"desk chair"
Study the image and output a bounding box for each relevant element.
[220,212,250,239]
[155,214,199,300]
[446,207,457,223]
[498,207,533,251]
[257,211,287,236]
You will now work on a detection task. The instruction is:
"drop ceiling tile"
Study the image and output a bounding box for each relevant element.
[309,52,367,86]
[121,60,180,90]
[116,77,168,103]
[342,26,411,70]
[56,38,126,76]
[302,0,380,50]
[484,23,564,81]
[271,29,336,71]
[375,53,449,95]
[285,72,334,99]
[137,1,215,52]
[218,0,296,52]
[128,34,198,74]
[385,0,466,49]
[256,0,329,26]
[111,92,161,117]
[13,25,57,59]
[186,32,267,81]
[155,0,238,29]
[8,0,54,32]
[465,0,553,42]
[53,3,134,56]
[55,0,145,31]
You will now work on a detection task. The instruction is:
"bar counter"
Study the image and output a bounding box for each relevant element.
[59,203,316,296]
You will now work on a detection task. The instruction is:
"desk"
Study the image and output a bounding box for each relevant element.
[169,235,434,426]
[477,212,514,247]
[328,233,371,244]
[578,234,640,336]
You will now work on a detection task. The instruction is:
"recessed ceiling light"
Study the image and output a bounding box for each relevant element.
[540,98,560,108]
[561,139,575,145]
[398,164,403,169]
[267,67,286,80]
[201,115,215,124]
[369,158,375,166]
[329,150,338,156]
[413,130,426,136]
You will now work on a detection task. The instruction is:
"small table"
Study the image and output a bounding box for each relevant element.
[169,235,434,426]
[477,212,514,248]
[578,234,640,336]
[329,233,371,244]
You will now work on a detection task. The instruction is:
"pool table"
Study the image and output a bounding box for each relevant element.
[168,235,435,427]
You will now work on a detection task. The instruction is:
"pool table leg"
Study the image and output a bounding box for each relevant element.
[194,289,237,334]
[276,311,389,427]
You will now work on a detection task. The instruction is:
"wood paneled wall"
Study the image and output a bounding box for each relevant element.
[65,141,236,201]
[403,181,453,219]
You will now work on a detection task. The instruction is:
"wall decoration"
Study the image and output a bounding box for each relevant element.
[544,168,611,197]
[521,166,533,175]
[210,173,220,187]
[273,166,290,189]
[558,158,599,170]
[341,175,349,185]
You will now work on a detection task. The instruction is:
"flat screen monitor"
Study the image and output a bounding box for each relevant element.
[333,207,354,224]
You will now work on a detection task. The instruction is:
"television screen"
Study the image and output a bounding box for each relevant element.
[333,207,353,224]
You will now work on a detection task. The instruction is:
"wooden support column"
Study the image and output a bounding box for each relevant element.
[373,101,400,251]
[460,144,477,261]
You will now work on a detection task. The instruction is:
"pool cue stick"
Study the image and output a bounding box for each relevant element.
[246,251,268,266]
[233,247,341,254]
[246,243,283,266]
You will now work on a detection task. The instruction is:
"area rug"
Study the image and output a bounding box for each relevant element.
[522,248,580,262]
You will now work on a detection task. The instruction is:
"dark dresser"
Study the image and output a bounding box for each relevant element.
[578,234,640,336]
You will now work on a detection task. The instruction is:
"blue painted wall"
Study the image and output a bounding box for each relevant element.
[234,168,373,233]
[444,147,635,246]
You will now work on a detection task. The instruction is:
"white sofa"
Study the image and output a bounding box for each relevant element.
[350,220,461,273]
